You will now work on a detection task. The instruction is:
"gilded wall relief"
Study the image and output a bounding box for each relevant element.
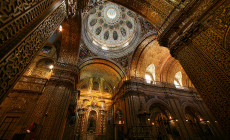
[0,0,55,48]
[0,1,66,102]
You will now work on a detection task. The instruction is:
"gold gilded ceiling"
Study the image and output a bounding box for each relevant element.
[82,1,141,58]
[76,0,195,113]
[107,0,184,30]
[130,35,194,87]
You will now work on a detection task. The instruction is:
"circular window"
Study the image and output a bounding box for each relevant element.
[107,8,117,19]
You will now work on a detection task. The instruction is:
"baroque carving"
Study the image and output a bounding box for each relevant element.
[0,0,55,47]
[144,95,155,103]
[0,1,66,102]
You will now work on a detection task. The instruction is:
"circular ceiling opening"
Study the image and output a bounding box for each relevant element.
[107,8,117,19]
[82,2,141,58]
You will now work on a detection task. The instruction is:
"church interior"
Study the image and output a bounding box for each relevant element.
[0,0,229,140]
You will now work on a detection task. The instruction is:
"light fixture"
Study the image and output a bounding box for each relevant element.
[207,120,210,123]
[199,118,203,121]
[175,119,178,122]
[152,122,154,125]
[59,25,62,32]
[169,116,172,120]
[26,130,31,133]
[148,118,150,121]
[49,65,54,70]
[186,119,188,122]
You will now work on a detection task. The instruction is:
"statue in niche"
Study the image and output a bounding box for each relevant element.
[87,110,97,133]
[93,82,99,90]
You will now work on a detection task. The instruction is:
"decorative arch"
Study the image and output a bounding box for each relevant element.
[79,57,125,76]
[183,105,214,136]
[107,0,184,30]
[78,57,126,89]
[181,102,203,118]
[174,71,183,87]
[146,98,172,115]
[147,102,181,139]
[29,58,55,78]
[145,64,156,82]
[160,56,194,87]
[129,35,171,81]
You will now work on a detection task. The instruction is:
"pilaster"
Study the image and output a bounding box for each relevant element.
[159,0,230,135]
[24,63,78,139]
[0,0,67,103]
[168,96,193,140]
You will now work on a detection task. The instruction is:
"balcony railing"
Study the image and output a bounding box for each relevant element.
[114,76,196,95]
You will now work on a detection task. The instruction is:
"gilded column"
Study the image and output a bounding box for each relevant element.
[25,63,78,139]
[160,0,230,135]
[0,0,67,103]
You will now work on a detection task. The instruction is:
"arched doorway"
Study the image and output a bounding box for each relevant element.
[149,104,180,140]
[185,106,213,138]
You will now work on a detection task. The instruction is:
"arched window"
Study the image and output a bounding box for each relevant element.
[31,58,54,78]
[145,74,152,83]
[145,64,155,83]
[87,110,97,133]
[146,64,155,80]
[149,105,180,139]
[174,71,182,88]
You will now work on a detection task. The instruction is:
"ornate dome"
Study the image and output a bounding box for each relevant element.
[82,2,141,58]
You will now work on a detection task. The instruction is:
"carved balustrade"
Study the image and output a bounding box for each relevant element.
[113,76,197,99]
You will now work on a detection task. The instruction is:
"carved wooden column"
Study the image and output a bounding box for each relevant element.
[24,63,78,139]
[159,0,230,135]
[0,0,67,103]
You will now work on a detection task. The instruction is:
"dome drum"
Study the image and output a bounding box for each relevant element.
[82,2,141,58]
